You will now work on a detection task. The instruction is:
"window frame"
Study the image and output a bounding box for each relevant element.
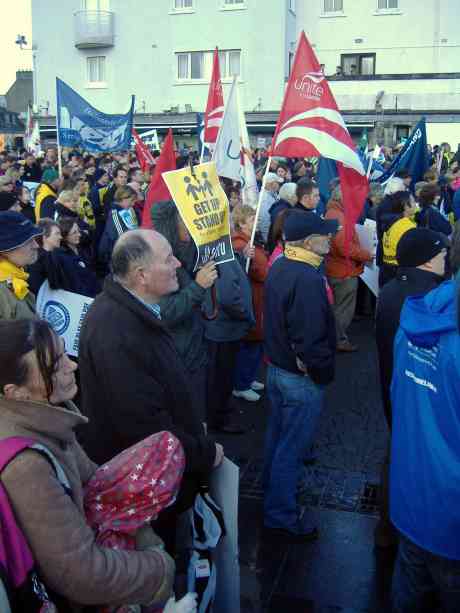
[170,0,195,13]
[175,49,242,83]
[288,0,296,13]
[83,0,110,10]
[322,0,344,15]
[221,0,247,11]
[375,0,401,14]
[86,55,107,88]
[340,53,376,77]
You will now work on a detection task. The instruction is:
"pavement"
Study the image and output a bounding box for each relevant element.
[213,318,395,612]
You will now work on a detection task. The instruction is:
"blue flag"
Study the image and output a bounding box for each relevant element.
[377,118,429,187]
[56,78,134,152]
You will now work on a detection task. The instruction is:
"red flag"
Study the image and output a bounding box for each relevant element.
[203,47,224,146]
[132,128,155,173]
[271,31,368,248]
[141,128,176,229]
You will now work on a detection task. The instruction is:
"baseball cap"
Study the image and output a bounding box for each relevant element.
[396,228,447,268]
[0,211,42,252]
[284,211,339,242]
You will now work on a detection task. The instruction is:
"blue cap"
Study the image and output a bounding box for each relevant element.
[284,210,339,241]
[0,211,42,253]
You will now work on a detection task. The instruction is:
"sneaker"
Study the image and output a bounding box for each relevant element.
[251,380,265,392]
[232,389,261,402]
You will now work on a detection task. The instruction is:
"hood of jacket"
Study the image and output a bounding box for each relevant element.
[400,280,457,348]
[0,397,87,446]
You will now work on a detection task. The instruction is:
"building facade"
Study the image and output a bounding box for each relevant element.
[32,0,460,147]
[5,71,34,115]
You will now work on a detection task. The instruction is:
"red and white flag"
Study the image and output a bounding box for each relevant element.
[132,128,155,173]
[203,48,224,150]
[271,31,368,247]
[141,128,176,229]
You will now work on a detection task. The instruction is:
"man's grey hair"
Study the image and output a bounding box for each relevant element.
[278,182,298,205]
[111,231,154,278]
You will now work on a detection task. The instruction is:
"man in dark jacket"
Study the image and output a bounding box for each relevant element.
[102,166,128,212]
[263,211,338,543]
[374,227,446,548]
[79,230,222,502]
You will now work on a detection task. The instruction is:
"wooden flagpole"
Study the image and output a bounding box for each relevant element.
[245,155,272,273]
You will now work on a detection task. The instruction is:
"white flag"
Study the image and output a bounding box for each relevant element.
[212,77,241,182]
[237,87,258,208]
[29,121,42,156]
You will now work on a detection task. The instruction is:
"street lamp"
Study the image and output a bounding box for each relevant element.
[15,34,38,110]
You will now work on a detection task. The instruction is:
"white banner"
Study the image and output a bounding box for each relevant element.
[213,78,241,182]
[355,219,379,296]
[36,281,93,357]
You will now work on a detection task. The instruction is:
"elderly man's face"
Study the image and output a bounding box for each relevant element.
[2,237,40,268]
[145,234,181,298]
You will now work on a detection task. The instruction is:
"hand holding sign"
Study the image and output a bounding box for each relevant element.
[196,260,218,289]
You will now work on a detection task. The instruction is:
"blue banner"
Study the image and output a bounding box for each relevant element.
[376,118,429,187]
[56,78,134,152]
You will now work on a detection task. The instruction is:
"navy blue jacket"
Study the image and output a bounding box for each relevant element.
[416,206,451,236]
[264,256,336,385]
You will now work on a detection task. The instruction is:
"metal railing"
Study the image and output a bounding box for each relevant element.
[74,10,115,49]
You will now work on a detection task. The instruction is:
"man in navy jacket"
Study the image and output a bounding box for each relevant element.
[263,210,338,543]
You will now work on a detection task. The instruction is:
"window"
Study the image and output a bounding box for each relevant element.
[84,0,110,9]
[87,56,106,84]
[224,0,244,4]
[173,0,193,9]
[324,0,343,12]
[176,50,241,81]
[341,53,375,76]
[222,0,246,8]
[377,0,398,8]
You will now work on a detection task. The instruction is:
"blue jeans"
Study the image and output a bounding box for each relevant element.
[263,364,324,531]
[233,342,264,391]
[392,534,460,612]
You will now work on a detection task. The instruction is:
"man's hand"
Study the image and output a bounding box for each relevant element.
[213,443,224,468]
[196,261,218,289]
[243,243,255,260]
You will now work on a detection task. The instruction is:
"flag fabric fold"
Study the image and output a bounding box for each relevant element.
[271,31,368,248]
[213,78,241,182]
[141,128,176,229]
[237,87,259,208]
[132,128,155,173]
[203,48,224,151]
[56,77,134,152]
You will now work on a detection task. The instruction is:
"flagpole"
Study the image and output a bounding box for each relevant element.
[366,154,373,179]
[56,117,63,179]
[200,141,205,164]
[246,155,272,273]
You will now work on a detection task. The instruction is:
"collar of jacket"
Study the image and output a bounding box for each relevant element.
[396,267,444,286]
[0,397,87,445]
[284,244,323,268]
[104,276,166,330]
[54,202,79,218]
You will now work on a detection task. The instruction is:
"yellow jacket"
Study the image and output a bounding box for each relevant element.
[34,183,57,222]
[383,217,416,266]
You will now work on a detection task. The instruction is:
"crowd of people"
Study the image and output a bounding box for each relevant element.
[0,138,459,611]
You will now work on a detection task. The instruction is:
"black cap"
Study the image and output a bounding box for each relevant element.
[0,192,18,212]
[284,211,339,242]
[396,228,446,268]
[0,211,42,253]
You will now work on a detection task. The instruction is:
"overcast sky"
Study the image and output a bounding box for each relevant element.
[0,0,32,94]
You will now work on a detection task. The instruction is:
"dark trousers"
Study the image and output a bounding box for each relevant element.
[206,339,240,427]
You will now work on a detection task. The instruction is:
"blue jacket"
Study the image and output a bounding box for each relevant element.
[264,256,336,385]
[98,205,138,266]
[452,189,460,222]
[390,280,460,559]
[416,205,452,236]
[203,257,255,343]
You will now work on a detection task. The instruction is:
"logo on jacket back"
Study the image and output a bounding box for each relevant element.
[43,300,71,335]
[294,72,325,102]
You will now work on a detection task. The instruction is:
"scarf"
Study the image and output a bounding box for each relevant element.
[0,259,30,300]
[284,245,323,269]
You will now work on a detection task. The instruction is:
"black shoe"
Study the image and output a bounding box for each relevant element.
[262,525,319,544]
[211,422,246,435]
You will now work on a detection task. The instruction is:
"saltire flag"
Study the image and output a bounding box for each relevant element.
[376,118,429,189]
[237,87,259,208]
[56,77,134,152]
[270,31,368,250]
[141,128,176,229]
[196,113,211,161]
[132,128,155,172]
[213,77,241,182]
[203,48,224,151]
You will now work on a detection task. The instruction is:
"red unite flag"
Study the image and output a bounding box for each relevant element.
[271,31,368,249]
[141,128,176,229]
[132,128,155,173]
[203,47,224,147]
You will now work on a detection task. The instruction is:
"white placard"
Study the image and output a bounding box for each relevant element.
[356,219,379,296]
[36,281,93,357]
[209,458,240,613]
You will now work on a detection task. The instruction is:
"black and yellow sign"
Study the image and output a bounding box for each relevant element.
[162,161,234,270]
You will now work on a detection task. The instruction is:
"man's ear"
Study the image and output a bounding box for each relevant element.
[3,384,30,401]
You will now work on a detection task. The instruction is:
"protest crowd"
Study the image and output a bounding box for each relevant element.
[1,34,460,613]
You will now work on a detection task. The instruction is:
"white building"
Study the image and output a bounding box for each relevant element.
[31,0,460,146]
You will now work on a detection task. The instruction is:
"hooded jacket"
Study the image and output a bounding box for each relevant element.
[34,182,57,222]
[325,198,372,279]
[390,280,460,559]
[0,397,172,610]
[152,201,208,372]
